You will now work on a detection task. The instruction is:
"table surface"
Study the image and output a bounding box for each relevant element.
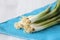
[0,34,26,40]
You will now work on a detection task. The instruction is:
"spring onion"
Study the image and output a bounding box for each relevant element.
[14,0,60,33]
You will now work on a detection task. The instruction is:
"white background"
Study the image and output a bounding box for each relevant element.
[0,0,56,40]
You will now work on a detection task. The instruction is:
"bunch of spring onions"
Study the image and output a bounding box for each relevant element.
[14,0,60,33]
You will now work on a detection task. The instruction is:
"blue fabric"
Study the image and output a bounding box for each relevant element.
[0,2,60,40]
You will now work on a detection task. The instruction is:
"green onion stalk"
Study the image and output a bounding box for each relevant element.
[14,0,60,33]
[23,0,60,33]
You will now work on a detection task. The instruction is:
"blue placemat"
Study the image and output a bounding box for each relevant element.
[0,1,60,40]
